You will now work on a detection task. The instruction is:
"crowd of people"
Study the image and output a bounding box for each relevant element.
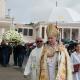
[0,40,35,68]
[0,24,80,80]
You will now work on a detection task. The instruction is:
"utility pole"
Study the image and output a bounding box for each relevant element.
[10,16,14,30]
[56,0,58,27]
[11,17,14,28]
[8,8,15,29]
[56,0,58,7]
[8,9,11,17]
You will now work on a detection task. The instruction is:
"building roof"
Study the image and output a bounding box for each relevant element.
[48,7,80,23]
[31,7,80,23]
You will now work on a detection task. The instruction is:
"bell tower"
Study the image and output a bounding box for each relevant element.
[0,0,5,18]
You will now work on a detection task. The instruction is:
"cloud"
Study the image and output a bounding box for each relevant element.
[72,4,80,14]
[7,0,80,23]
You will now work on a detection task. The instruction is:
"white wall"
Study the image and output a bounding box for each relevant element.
[0,0,5,18]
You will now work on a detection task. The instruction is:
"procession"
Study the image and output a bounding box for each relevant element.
[0,0,80,80]
[0,23,80,80]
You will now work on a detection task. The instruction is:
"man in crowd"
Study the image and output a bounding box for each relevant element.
[16,43,26,68]
[39,24,72,80]
[24,37,44,80]
[1,40,9,67]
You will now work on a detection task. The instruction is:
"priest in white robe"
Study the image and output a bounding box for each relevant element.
[24,37,44,80]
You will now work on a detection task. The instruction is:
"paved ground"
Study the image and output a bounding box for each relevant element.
[0,65,27,80]
[0,54,30,80]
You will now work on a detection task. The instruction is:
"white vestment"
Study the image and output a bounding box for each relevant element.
[47,53,58,80]
[71,52,80,80]
[24,46,43,80]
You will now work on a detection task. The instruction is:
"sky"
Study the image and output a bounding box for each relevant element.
[6,0,80,23]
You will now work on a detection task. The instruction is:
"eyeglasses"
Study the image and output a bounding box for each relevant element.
[36,41,43,43]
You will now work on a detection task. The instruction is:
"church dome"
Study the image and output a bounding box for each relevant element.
[48,7,80,23]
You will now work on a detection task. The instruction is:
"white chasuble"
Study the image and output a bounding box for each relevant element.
[24,46,43,80]
[47,53,58,80]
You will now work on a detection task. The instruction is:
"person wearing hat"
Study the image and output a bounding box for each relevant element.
[39,24,73,80]
[24,24,73,80]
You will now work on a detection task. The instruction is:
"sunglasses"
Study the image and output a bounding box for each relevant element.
[36,41,43,43]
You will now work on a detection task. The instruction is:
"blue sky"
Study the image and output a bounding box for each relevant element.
[7,0,80,23]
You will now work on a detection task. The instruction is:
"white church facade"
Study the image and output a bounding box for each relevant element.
[36,22,80,42]
[0,0,5,18]
[0,0,12,42]
[15,22,80,43]
[0,0,80,43]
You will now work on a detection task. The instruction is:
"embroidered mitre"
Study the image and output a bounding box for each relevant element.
[46,24,59,37]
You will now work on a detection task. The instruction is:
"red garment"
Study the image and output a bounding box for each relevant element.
[73,64,80,72]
